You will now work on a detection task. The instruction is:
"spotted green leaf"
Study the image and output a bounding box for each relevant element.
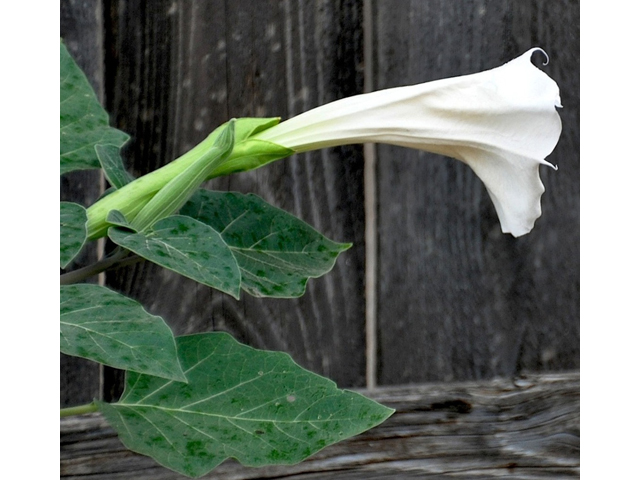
[108,215,242,299]
[98,332,393,477]
[60,201,87,268]
[60,42,129,174]
[60,284,186,382]
[106,209,134,229]
[95,144,135,188]
[181,190,351,297]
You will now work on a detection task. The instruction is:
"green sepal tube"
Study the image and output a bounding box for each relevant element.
[130,119,236,232]
[85,118,294,240]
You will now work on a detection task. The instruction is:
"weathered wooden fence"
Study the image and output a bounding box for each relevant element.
[61,0,579,477]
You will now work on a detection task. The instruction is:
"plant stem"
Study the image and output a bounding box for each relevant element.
[60,402,99,418]
[60,247,141,285]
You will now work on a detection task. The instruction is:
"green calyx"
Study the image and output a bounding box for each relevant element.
[85,117,294,240]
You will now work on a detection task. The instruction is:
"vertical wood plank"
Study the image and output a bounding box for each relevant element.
[508,0,580,374]
[103,0,366,390]
[60,0,105,407]
[372,0,579,384]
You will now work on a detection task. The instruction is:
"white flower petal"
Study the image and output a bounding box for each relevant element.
[256,48,562,237]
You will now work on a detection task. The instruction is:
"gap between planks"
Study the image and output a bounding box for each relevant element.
[363,0,378,391]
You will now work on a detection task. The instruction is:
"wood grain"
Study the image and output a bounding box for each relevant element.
[372,0,580,384]
[61,371,579,479]
[95,0,367,393]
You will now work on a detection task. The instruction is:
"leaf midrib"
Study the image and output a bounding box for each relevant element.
[113,398,352,425]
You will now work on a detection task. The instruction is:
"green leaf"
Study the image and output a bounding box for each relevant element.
[181,190,351,297]
[106,209,135,229]
[60,202,87,268]
[60,42,129,174]
[108,215,242,299]
[60,284,186,382]
[95,144,135,188]
[98,332,393,477]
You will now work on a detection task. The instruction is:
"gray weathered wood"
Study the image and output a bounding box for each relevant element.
[100,0,366,393]
[60,371,579,479]
[373,0,580,384]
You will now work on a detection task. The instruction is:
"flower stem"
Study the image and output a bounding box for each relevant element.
[60,402,99,418]
[60,247,142,285]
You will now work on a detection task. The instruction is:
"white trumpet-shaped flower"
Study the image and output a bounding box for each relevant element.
[255,48,562,237]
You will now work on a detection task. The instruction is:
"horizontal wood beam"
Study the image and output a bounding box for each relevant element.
[61,371,579,479]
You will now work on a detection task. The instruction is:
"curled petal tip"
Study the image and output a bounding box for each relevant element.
[523,47,550,65]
